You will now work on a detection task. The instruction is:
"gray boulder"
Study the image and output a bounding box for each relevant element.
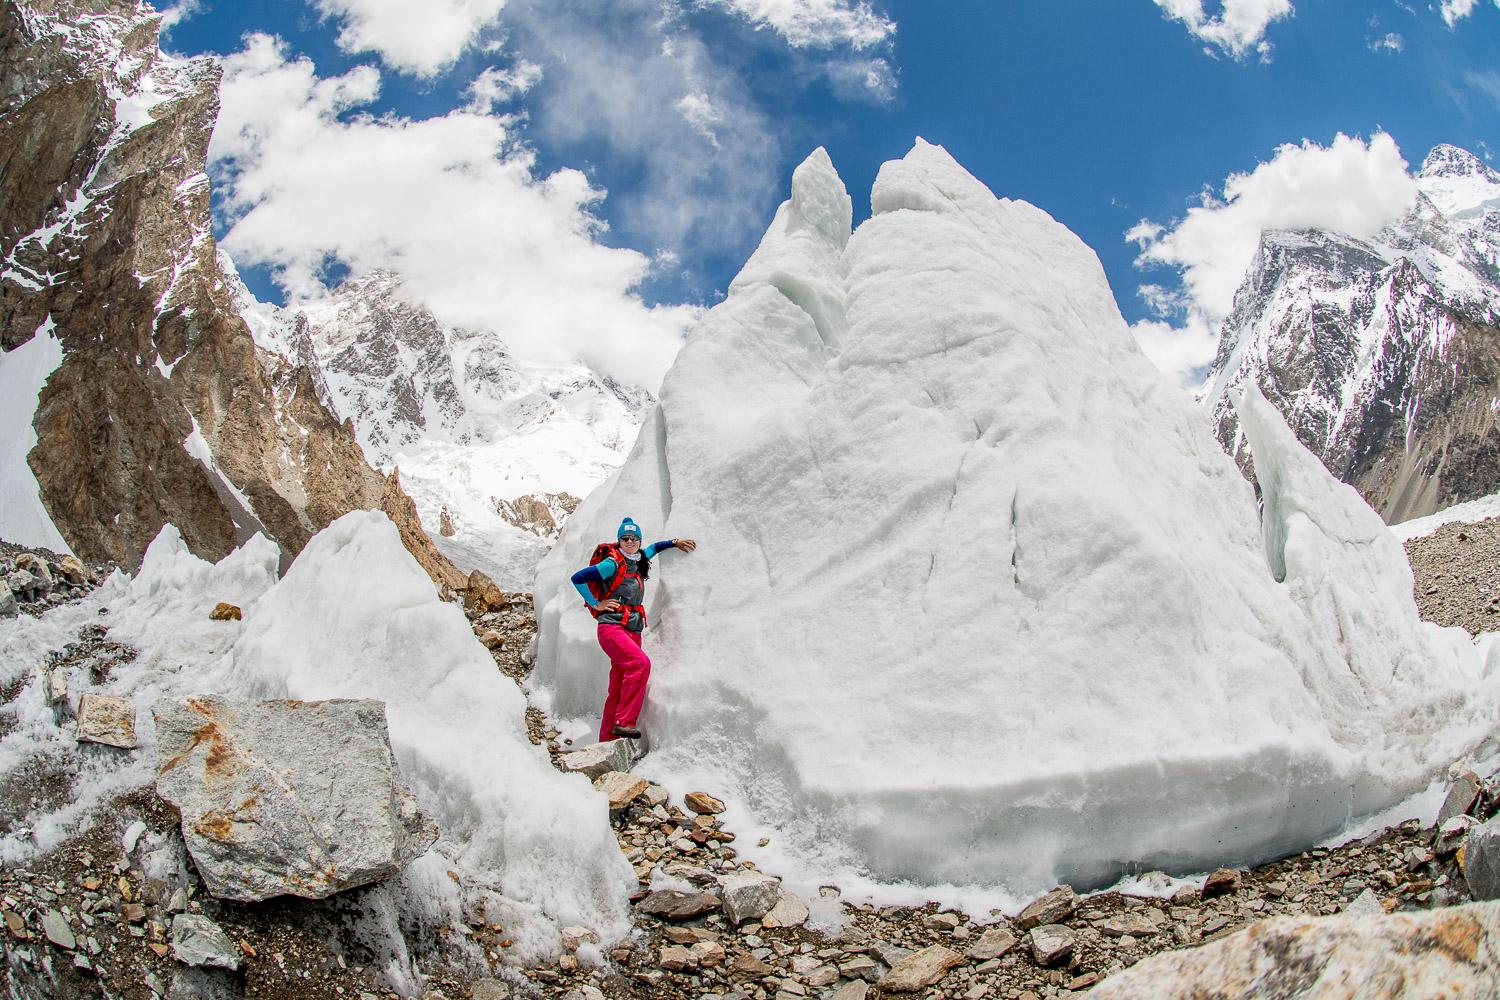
[1438,769,1484,827]
[153,696,437,901]
[170,914,241,971]
[1090,901,1500,999]
[7,570,37,601]
[1465,816,1500,901]
[0,583,15,618]
[717,871,781,925]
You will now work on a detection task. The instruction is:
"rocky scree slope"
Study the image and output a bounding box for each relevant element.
[0,0,460,587]
[1204,144,1500,524]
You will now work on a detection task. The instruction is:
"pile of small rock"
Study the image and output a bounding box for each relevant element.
[0,543,110,619]
[1404,516,1500,636]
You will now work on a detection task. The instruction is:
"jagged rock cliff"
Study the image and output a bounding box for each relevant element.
[0,0,462,586]
[1203,145,1500,524]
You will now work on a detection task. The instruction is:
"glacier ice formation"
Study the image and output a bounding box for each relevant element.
[533,141,1499,902]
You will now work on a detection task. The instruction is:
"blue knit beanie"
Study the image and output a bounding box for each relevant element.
[617,517,642,540]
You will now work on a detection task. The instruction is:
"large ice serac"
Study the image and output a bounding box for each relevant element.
[534,141,1499,903]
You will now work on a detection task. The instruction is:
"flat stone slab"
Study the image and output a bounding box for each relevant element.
[153,696,437,901]
[636,889,721,921]
[557,740,637,780]
[877,944,963,993]
[1016,885,1078,930]
[76,694,137,748]
[762,890,809,928]
[967,926,1018,960]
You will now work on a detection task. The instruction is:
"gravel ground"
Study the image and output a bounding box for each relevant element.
[1405,516,1500,637]
[4,556,1498,1000]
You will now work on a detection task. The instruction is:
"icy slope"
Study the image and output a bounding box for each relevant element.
[534,142,1498,903]
[0,513,632,978]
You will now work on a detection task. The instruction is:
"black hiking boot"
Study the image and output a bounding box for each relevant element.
[612,724,642,739]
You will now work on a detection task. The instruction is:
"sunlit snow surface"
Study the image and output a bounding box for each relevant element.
[534,141,1500,910]
[0,320,73,553]
[0,513,632,984]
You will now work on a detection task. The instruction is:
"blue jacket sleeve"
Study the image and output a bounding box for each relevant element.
[642,539,675,559]
[571,559,617,607]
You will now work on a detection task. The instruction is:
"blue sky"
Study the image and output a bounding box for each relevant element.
[163,0,1500,388]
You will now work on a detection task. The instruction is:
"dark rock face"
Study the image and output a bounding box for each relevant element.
[1205,146,1500,524]
[0,0,462,586]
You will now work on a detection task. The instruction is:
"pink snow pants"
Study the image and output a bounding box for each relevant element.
[597,623,651,741]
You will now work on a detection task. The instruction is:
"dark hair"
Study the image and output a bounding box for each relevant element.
[638,551,651,581]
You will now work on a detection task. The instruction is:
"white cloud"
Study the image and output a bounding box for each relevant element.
[465,60,542,110]
[210,34,697,390]
[1441,0,1478,26]
[1150,0,1294,59]
[312,0,510,76]
[501,0,782,261]
[157,0,202,32]
[1130,133,1418,326]
[1127,133,1419,389]
[701,0,895,49]
[1130,316,1220,388]
[1369,32,1404,53]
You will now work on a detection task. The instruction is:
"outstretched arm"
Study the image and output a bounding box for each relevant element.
[643,538,697,558]
[571,559,617,607]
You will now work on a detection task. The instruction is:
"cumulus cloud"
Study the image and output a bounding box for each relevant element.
[1443,0,1500,25]
[1131,133,1418,324]
[1150,0,1294,59]
[701,0,895,48]
[1369,32,1404,53]
[501,0,782,262]
[210,34,697,389]
[157,0,202,32]
[1130,316,1220,389]
[1127,133,1419,387]
[310,0,509,76]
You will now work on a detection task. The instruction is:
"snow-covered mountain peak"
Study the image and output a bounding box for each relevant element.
[1417,143,1500,220]
[1204,143,1500,524]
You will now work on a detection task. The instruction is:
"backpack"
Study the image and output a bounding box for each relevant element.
[585,542,647,628]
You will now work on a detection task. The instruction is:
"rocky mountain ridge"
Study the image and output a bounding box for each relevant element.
[234,268,654,583]
[0,0,461,587]
[1204,144,1500,523]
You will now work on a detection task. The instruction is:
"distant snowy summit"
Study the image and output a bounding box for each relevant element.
[233,268,654,586]
[1205,143,1500,524]
[536,141,1500,902]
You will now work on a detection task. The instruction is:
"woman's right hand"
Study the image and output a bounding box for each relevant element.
[597,599,622,613]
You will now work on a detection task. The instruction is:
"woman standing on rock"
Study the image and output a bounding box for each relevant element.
[571,517,696,742]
